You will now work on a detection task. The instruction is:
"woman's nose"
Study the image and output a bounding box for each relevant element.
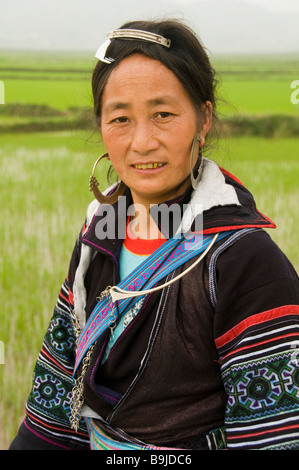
[130,121,160,154]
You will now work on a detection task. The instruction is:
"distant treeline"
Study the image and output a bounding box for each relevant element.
[1,103,299,137]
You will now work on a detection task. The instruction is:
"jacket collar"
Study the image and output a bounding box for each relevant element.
[82,159,275,254]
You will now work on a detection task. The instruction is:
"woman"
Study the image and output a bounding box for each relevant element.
[10,19,299,450]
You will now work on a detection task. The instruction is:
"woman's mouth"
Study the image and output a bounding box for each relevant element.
[133,163,165,170]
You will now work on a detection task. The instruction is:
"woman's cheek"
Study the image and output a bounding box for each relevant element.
[102,126,131,150]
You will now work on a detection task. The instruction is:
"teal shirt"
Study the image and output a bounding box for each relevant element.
[119,243,149,281]
[102,244,149,362]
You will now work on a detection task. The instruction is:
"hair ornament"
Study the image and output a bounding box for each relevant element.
[95,29,171,64]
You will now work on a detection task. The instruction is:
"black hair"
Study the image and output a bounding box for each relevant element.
[92,19,218,132]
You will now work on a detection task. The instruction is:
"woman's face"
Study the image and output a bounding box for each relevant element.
[100,54,212,207]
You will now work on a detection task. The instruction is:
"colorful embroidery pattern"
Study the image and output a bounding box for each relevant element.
[217,306,299,449]
[25,280,90,449]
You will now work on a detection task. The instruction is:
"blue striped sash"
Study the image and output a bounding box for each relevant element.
[73,231,231,375]
[86,418,178,450]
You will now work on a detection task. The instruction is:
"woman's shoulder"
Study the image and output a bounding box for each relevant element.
[215,228,297,279]
[211,228,299,341]
[86,199,101,227]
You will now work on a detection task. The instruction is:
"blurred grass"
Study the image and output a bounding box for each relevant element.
[216,136,299,270]
[1,51,299,136]
[0,130,108,449]
[1,103,299,137]
[219,80,298,115]
[1,51,299,115]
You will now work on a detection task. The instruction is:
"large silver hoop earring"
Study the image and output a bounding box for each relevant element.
[190,133,203,190]
[89,153,126,204]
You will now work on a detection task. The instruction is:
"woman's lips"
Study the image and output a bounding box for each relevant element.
[133,162,165,169]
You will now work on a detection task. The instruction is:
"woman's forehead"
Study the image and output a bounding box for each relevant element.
[106,54,172,84]
[102,54,192,107]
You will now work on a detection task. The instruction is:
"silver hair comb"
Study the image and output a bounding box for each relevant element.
[95,29,171,64]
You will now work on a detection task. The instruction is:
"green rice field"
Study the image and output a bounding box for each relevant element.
[0,51,299,449]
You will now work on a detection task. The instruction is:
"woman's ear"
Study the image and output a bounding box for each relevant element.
[199,101,213,146]
[98,126,110,160]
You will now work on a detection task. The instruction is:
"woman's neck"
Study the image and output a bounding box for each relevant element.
[129,204,163,240]
[128,180,191,239]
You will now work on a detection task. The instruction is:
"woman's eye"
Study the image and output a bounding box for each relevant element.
[112,116,129,123]
[157,112,172,119]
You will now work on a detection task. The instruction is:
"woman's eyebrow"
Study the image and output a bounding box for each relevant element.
[104,96,178,113]
[147,96,177,106]
[104,101,130,113]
